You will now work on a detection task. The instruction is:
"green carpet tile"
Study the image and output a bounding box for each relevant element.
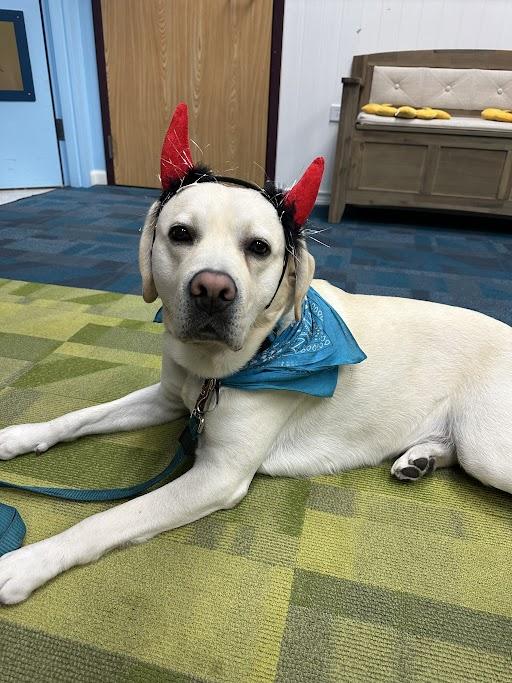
[0,279,511,682]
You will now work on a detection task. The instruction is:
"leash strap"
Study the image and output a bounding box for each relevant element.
[0,380,219,556]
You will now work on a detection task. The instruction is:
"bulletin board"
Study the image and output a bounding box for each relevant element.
[0,9,35,101]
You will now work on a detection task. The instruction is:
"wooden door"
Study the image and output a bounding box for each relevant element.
[98,0,274,187]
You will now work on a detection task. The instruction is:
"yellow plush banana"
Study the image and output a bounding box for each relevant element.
[415,107,438,120]
[431,108,451,120]
[394,106,417,119]
[395,106,451,120]
[361,103,398,116]
[482,108,512,123]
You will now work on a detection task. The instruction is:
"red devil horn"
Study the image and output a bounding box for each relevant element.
[160,102,194,189]
[283,157,325,226]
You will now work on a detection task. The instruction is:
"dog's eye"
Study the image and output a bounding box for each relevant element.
[169,225,193,243]
[247,239,271,257]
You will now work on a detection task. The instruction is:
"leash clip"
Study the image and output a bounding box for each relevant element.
[196,414,206,434]
[192,378,220,433]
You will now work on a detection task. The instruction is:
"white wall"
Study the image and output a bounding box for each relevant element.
[275,0,512,203]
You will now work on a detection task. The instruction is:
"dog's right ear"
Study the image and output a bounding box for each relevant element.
[293,247,315,320]
[139,201,160,303]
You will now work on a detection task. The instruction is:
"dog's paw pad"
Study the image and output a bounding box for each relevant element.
[412,457,428,470]
[400,466,421,480]
[391,454,436,482]
[412,455,436,474]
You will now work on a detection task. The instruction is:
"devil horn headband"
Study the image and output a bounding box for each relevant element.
[160,103,194,189]
[160,102,324,228]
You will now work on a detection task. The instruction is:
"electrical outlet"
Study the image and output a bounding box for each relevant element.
[329,104,340,122]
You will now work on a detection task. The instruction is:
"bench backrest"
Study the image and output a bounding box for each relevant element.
[369,66,512,110]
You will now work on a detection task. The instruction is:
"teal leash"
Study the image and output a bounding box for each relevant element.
[0,379,219,557]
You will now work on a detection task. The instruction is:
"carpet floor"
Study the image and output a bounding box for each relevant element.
[0,188,511,682]
[0,280,510,682]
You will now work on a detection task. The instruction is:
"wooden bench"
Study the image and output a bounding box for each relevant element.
[329,50,512,222]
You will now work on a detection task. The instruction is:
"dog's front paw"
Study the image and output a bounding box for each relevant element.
[0,423,54,460]
[391,453,435,482]
[0,541,65,604]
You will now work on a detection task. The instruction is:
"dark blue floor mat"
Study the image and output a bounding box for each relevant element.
[0,186,510,325]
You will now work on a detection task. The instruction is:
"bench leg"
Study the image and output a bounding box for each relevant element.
[328,191,347,223]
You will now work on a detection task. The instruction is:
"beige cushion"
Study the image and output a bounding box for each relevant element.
[369,66,512,111]
[357,111,512,137]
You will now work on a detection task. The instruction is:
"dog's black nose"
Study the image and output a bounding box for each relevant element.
[189,270,237,314]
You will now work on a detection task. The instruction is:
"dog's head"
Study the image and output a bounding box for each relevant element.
[139,103,323,368]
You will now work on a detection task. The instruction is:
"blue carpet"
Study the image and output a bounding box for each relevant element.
[0,186,510,325]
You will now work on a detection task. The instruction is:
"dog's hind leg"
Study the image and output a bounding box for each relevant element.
[391,441,456,482]
[452,363,512,495]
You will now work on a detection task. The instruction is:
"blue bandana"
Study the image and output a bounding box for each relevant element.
[221,287,366,396]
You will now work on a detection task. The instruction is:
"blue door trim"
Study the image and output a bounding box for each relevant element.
[40,0,106,187]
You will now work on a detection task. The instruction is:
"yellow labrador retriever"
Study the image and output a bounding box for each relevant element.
[0,104,510,604]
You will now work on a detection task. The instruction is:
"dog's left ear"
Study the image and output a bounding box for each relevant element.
[139,201,159,303]
[293,247,315,320]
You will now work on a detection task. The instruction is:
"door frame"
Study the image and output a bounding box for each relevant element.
[91,0,285,186]
[40,0,106,187]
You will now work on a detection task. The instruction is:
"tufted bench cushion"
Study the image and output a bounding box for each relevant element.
[369,66,512,111]
[357,111,512,136]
